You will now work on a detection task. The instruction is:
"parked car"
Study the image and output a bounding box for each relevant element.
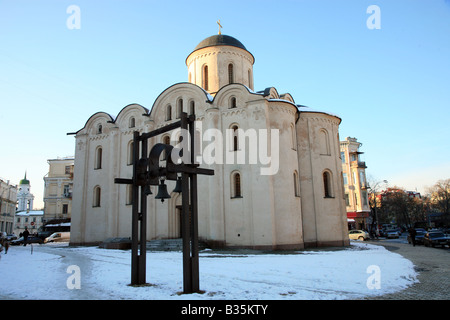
[11,236,44,245]
[37,231,53,240]
[349,230,369,241]
[423,232,449,248]
[44,232,70,243]
[385,229,400,239]
[6,234,17,241]
[407,229,427,245]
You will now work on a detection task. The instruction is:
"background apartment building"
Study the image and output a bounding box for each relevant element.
[0,177,17,234]
[340,137,370,230]
[43,157,74,222]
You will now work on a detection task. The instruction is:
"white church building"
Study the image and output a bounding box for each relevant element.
[70,34,349,249]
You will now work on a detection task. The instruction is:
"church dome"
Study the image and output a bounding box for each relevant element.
[186,34,255,93]
[193,34,248,52]
[19,173,30,185]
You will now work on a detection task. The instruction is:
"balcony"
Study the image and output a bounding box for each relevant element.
[351,160,367,169]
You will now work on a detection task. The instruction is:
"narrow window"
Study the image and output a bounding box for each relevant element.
[189,100,195,115]
[162,135,170,160]
[166,105,172,121]
[95,147,102,169]
[129,117,135,128]
[203,65,209,91]
[177,99,183,119]
[231,125,238,151]
[248,69,252,89]
[93,186,101,207]
[62,204,68,214]
[228,63,234,84]
[97,124,102,134]
[319,129,330,155]
[230,97,237,109]
[323,171,333,198]
[232,172,242,198]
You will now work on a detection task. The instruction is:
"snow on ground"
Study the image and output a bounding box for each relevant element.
[0,241,418,300]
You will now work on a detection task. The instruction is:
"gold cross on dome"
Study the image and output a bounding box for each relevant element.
[217,19,222,35]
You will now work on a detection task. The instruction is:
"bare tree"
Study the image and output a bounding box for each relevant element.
[427,178,450,226]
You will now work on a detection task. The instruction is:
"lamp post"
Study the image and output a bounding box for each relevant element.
[115,112,214,293]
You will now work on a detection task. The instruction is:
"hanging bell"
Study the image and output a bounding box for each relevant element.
[155,179,171,202]
[143,185,152,196]
[172,176,182,193]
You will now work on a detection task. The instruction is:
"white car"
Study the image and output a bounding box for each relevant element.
[385,229,400,239]
[348,230,369,241]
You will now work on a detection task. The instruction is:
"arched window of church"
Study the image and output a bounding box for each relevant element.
[293,171,300,197]
[127,141,134,165]
[248,69,252,89]
[162,135,170,160]
[189,100,195,115]
[177,99,183,119]
[319,129,330,155]
[93,186,101,207]
[323,170,333,198]
[231,125,239,151]
[95,147,102,170]
[97,124,102,134]
[166,105,172,121]
[231,172,242,198]
[129,117,135,128]
[228,63,234,84]
[203,65,209,91]
[230,97,237,109]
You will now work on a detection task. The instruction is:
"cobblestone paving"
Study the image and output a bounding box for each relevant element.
[365,241,450,300]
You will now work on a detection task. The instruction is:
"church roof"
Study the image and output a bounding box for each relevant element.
[193,34,248,52]
[187,34,255,64]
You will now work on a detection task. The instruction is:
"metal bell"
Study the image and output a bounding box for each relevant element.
[143,185,152,196]
[172,177,182,193]
[155,179,171,202]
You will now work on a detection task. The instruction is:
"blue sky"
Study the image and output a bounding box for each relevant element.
[1,0,449,208]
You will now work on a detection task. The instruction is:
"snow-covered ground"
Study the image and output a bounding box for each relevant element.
[0,241,418,300]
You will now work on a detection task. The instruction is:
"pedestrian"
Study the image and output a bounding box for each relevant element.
[1,238,9,254]
[409,227,416,247]
[23,227,30,247]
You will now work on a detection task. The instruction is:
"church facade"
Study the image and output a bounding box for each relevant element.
[70,34,349,249]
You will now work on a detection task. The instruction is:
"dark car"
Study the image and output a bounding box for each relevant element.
[407,229,427,245]
[423,232,449,248]
[10,236,44,245]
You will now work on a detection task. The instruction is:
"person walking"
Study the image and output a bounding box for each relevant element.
[409,227,417,247]
[22,227,30,246]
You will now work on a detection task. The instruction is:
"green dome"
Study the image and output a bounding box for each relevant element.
[19,173,30,185]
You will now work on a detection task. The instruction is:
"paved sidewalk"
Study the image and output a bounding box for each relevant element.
[365,241,450,300]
